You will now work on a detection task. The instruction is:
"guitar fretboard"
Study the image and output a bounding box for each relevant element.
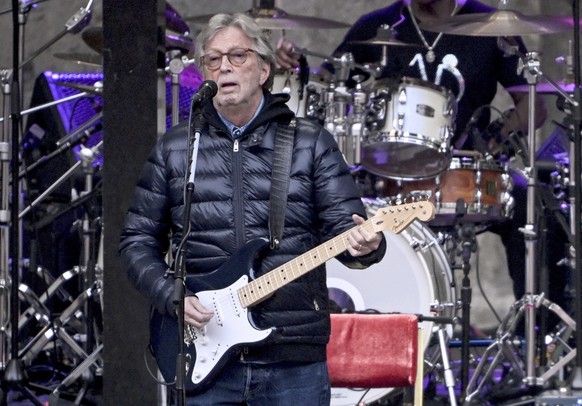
[237,201,434,308]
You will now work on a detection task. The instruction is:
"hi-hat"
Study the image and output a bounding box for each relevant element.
[348,37,422,47]
[419,10,572,36]
[54,52,102,67]
[186,7,350,30]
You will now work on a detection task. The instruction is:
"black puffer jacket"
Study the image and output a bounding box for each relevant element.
[119,91,386,363]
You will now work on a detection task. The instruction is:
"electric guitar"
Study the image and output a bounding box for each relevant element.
[151,201,435,391]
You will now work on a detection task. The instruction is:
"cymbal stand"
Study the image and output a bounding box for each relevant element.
[566,0,582,390]
[441,204,477,401]
[1,2,95,404]
[0,68,12,384]
[324,54,354,165]
[166,50,194,127]
[465,45,580,401]
[457,221,477,400]
[0,1,37,402]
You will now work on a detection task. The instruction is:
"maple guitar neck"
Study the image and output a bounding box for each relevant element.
[238,201,436,307]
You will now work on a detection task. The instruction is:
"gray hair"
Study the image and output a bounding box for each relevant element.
[195,13,275,91]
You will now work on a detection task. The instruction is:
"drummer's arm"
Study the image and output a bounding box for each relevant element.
[275,37,301,69]
[488,90,547,151]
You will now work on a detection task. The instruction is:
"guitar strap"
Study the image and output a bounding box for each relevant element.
[269,118,296,250]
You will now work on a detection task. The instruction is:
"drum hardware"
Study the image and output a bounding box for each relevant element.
[19,140,103,220]
[0,82,100,125]
[328,202,457,405]
[436,324,459,406]
[18,267,79,332]
[463,18,582,399]
[49,343,104,406]
[447,219,479,399]
[16,116,102,181]
[167,51,195,127]
[362,77,456,180]
[53,52,102,68]
[18,285,100,366]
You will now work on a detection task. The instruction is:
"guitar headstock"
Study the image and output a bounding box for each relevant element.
[369,200,436,234]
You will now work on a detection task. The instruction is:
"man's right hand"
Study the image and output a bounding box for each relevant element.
[184,295,214,328]
[276,37,301,70]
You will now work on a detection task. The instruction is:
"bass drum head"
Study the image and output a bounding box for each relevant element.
[327,220,455,406]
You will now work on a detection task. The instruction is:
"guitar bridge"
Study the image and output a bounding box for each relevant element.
[184,324,198,346]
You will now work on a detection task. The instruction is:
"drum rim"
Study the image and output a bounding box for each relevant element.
[328,217,455,406]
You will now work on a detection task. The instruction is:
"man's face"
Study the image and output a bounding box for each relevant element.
[202,27,270,112]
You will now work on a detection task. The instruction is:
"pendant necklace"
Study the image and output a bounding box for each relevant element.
[407,2,459,63]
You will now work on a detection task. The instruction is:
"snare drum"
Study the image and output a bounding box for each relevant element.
[378,155,514,226]
[363,77,457,180]
[327,217,455,405]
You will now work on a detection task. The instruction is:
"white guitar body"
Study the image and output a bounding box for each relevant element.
[188,275,274,385]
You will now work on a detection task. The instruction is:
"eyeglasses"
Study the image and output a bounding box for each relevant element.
[201,48,258,70]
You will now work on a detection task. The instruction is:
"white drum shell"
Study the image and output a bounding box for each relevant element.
[327,220,455,405]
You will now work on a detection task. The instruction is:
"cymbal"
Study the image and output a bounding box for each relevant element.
[54,52,102,67]
[185,7,350,30]
[165,3,191,35]
[348,37,422,47]
[506,81,576,94]
[419,10,571,36]
[82,26,194,54]
[54,81,103,95]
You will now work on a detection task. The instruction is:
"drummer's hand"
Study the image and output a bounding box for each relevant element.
[184,295,214,329]
[276,37,301,70]
[347,214,382,257]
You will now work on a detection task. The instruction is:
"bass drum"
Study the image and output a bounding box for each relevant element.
[327,220,455,405]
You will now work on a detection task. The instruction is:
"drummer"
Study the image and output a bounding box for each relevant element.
[276,0,571,330]
[277,0,545,150]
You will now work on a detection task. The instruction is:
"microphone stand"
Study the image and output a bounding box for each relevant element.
[171,102,204,406]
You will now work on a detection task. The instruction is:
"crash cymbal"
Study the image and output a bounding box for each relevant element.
[419,10,571,36]
[165,3,190,35]
[54,52,102,67]
[186,7,350,30]
[506,81,577,94]
[82,27,194,54]
[54,81,103,95]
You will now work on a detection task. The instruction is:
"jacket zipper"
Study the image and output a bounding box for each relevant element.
[232,139,245,248]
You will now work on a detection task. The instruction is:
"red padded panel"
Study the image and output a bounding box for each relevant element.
[327,313,418,388]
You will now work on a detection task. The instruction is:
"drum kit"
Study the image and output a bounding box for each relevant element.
[237,2,581,405]
[0,1,203,404]
[0,0,580,405]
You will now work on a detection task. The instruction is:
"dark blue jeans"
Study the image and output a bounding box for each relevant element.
[185,360,330,405]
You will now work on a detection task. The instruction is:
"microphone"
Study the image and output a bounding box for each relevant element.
[191,80,218,106]
[480,115,505,144]
[22,124,46,151]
